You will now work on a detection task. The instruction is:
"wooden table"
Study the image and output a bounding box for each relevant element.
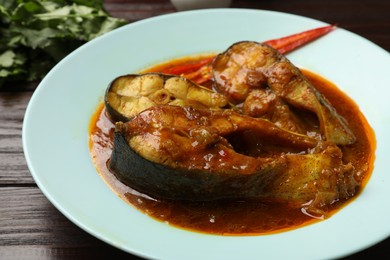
[1,0,389,258]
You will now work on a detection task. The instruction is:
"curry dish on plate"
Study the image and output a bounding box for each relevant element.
[89,40,375,235]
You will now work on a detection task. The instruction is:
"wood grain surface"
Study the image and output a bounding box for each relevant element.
[1,0,389,259]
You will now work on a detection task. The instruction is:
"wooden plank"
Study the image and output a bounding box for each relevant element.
[0,187,141,259]
[0,246,138,260]
[104,0,175,22]
[0,92,35,184]
[0,153,31,184]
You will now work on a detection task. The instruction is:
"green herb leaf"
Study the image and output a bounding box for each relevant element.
[0,0,127,88]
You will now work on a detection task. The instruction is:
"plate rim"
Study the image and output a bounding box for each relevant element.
[22,8,390,260]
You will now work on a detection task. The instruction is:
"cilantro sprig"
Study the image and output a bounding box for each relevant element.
[0,0,127,88]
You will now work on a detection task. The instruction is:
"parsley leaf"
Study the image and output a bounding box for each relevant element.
[0,0,127,88]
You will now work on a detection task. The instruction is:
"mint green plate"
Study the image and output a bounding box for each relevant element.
[23,9,390,259]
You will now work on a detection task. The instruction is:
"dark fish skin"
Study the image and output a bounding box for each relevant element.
[109,126,286,201]
[108,105,357,213]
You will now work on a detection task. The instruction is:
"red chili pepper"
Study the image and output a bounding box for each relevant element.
[164,24,337,83]
[264,24,336,54]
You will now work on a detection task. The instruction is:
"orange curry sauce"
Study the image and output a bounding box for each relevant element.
[89,56,375,236]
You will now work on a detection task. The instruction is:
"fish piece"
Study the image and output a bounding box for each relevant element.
[242,88,307,134]
[104,73,230,122]
[108,105,357,213]
[212,41,356,145]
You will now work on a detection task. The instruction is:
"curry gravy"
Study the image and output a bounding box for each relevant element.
[89,56,375,235]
